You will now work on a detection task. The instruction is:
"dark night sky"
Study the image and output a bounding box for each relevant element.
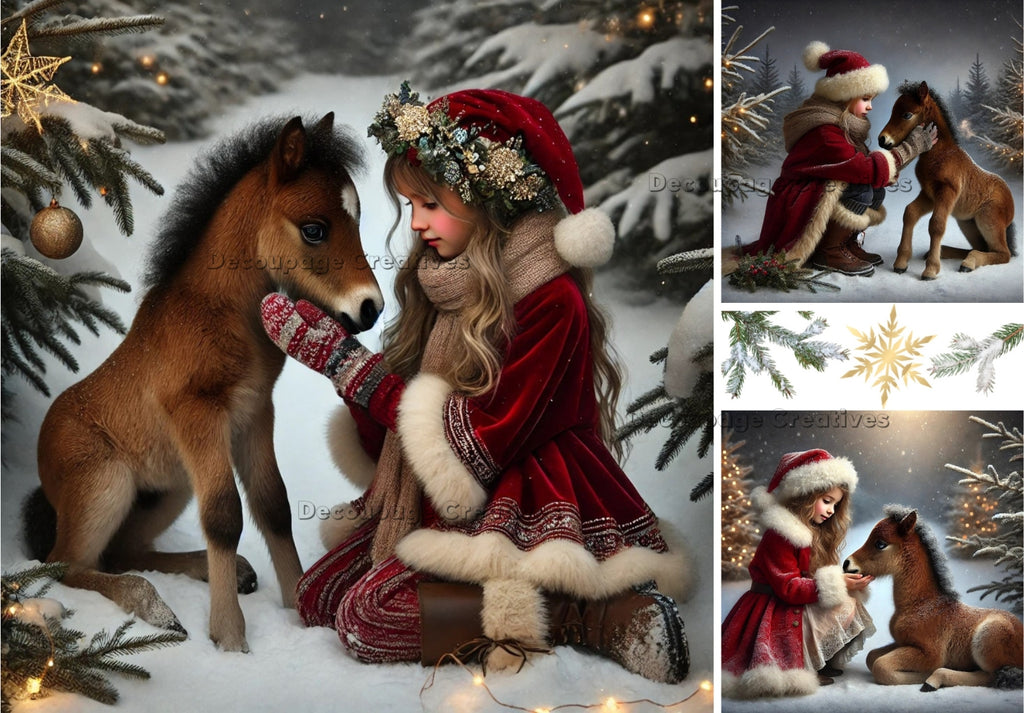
[721,410,1023,527]
[726,0,1020,120]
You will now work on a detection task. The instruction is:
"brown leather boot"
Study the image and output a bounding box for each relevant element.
[418,581,484,666]
[809,221,875,276]
[546,583,689,684]
[845,232,883,266]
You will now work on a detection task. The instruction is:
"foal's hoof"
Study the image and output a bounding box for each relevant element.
[892,266,907,274]
[920,682,937,692]
[237,556,258,594]
[920,274,937,281]
[958,265,974,273]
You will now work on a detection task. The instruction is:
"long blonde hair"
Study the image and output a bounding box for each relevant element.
[784,486,852,571]
[380,155,624,457]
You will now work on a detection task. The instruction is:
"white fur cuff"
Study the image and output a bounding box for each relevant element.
[814,564,848,609]
[397,373,487,522]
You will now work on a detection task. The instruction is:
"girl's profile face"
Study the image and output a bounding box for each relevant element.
[397,179,475,259]
[848,95,873,119]
[812,486,844,525]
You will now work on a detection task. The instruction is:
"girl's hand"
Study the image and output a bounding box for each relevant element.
[844,573,873,592]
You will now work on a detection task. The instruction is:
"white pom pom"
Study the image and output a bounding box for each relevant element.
[553,208,615,267]
[803,41,830,71]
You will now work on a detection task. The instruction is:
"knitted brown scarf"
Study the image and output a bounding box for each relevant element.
[782,95,871,154]
[365,210,569,563]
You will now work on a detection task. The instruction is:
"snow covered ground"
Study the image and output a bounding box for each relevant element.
[0,75,712,713]
[720,157,1024,304]
[721,518,1023,713]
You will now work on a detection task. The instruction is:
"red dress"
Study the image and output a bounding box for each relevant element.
[297,274,689,662]
[720,494,847,699]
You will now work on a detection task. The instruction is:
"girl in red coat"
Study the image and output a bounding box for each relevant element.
[722,449,875,698]
[742,42,936,276]
[259,83,691,683]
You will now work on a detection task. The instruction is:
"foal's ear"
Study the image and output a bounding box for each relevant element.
[916,81,929,102]
[271,116,307,184]
[312,112,335,139]
[896,510,918,536]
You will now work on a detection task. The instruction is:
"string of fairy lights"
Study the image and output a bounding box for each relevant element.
[721,433,760,579]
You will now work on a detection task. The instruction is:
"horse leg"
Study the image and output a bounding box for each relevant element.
[866,642,900,671]
[171,402,248,653]
[960,213,1012,272]
[232,402,303,608]
[894,194,932,274]
[104,485,258,593]
[46,461,185,633]
[922,189,957,280]
[870,646,939,686]
[921,668,993,691]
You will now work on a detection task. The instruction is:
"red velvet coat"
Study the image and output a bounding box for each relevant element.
[720,494,847,699]
[744,124,897,266]
[330,273,689,645]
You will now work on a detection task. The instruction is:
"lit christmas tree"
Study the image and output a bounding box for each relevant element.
[974,29,1023,174]
[720,431,759,580]
[945,416,1023,614]
[945,446,1002,558]
[1,2,166,418]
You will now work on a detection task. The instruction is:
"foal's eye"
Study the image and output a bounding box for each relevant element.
[902,112,914,120]
[874,539,888,550]
[300,223,327,244]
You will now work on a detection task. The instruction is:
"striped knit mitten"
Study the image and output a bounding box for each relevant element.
[260,293,403,429]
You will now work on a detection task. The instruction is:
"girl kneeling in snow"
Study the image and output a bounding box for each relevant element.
[260,84,691,683]
[722,449,875,698]
[741,42,936,276]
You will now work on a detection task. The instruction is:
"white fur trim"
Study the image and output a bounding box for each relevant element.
[395,527,691,603]
[784,180,845,266]
[831,203,873,232]
[751,487,813,548]
[481,578,546,644]
[815,64,889,103]
[319,501,373,550]
[814,564,847,609]
[879,148,898,183]
[553,207,615,267]
[722,665,819,699]
[396,373,487,523]
[326,406,378,490]
[803,41,830,71]
[771,455,858,502]
[865,204,886,226]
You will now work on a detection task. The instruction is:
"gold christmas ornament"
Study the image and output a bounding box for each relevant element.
[30,199,83,259]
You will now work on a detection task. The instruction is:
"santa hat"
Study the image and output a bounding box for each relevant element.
[803,41,889,102]
[429,89,615,268]
[765,448,858,503]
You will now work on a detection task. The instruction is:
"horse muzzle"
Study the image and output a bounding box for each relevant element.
[878,134,895,150]
[843,557,859,573]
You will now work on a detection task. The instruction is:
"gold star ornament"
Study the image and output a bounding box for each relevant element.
[1,19,74,131]
[841,305,935,407]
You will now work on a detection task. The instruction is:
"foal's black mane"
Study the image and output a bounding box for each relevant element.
[142,116,365,288]
[883,504,960,600]
[897,80,960,144]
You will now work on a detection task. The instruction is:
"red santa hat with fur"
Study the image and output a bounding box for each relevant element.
[803,41,889,102]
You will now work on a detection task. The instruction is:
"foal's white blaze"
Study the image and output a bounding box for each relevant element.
[340,183,360,221]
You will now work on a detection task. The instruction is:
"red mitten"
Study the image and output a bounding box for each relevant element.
[260,294,404,429]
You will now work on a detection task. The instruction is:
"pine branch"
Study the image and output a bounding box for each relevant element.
[721,311,848,398]
[29,16,165,42]
[929,323,1023,393]
[690,473,713,501]
[657,248,714,274]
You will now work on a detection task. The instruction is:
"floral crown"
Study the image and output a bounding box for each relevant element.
[367,82,560,222]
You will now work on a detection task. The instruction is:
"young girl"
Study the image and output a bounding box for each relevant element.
[259,83,691,683]
[721,449,875,698]
[741,42,936,276]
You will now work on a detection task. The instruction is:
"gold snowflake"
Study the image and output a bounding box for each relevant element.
[842,305,935,407]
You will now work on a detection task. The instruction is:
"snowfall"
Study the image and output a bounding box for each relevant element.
[720,156,1024,304]
[0,75,714,713]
